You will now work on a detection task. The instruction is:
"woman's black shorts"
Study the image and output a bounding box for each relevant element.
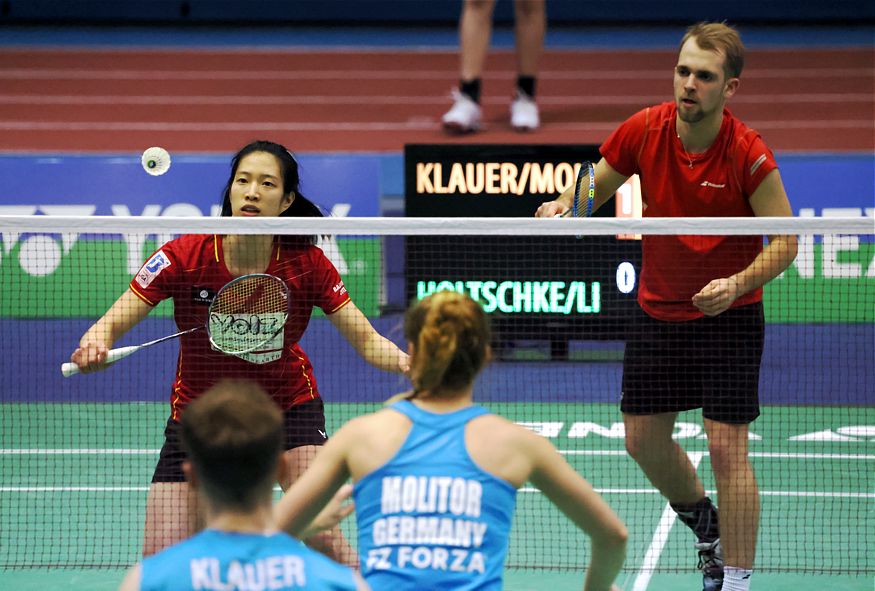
[151,397,327,483]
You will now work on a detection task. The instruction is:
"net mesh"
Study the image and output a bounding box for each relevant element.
[0,215,872,576]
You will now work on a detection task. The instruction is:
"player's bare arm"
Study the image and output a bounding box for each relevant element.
[71,290,152,372]
[692,170,798,316]
[274,425,353,538]
[117,563,141,591]
[526,432,627,591]
[328,302,410,373]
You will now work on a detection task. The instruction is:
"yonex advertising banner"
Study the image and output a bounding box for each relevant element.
[0,153,384,317]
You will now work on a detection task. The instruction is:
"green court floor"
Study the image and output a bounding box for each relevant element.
[2,402,872,590]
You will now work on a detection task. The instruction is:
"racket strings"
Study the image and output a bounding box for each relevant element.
[571,161,595,218]
[213,276,287,315]
[208,275,290,355]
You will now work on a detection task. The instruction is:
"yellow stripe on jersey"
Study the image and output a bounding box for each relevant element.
[289,348,316,400]
[328,298,352,315]
[129,285,158,307]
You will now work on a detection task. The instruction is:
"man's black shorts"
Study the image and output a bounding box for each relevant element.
[151,397,328,483]
[621,302,764,424]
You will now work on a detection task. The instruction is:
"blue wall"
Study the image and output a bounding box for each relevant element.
[4,318,872,406]
[3,1,873,24]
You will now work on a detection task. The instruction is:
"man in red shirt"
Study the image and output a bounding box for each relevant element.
[536,22,797,591]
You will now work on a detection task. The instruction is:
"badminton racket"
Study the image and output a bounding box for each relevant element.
[61,273,290,377]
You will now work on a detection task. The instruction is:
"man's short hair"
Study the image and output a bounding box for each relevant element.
[680,21,745,79]
[179,380,283,510]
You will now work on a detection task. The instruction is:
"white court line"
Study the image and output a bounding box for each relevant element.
[0,120,870,132]
[0,486,148,492]
[3,449,873,460]
[4,486,872,497]
[0,68,869,80]
[558,450,875,460]
[518,487,875,498]
[631,452,706,591]
[748,452,875,460]
[0,449,160,454]
[0,93,869,106]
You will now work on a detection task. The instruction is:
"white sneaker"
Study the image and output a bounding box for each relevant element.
[510,90,540,131]
[442,89,482,133]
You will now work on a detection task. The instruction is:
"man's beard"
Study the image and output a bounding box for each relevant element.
[676,101,705,124]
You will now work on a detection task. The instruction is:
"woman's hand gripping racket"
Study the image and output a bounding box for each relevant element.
[61,273,290,377]
[560,161,596,219]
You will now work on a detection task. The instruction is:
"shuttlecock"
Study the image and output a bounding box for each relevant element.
[142,147,171,176]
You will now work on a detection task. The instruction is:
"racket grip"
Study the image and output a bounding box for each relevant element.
[60,345,141,377]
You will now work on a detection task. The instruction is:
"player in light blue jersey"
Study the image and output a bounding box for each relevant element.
[118,380,368,591]
[275,291,627,591]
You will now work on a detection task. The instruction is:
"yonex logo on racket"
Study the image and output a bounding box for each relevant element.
[209,313,284,339]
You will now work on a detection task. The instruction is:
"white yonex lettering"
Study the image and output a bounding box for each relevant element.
[700,181,726,189]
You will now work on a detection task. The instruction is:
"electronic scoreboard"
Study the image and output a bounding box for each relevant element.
[404,144,642,355]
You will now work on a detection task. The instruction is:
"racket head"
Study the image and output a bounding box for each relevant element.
[572,161,596,218]
[206,273,290,356]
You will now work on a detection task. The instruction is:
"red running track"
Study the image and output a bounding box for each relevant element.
[0,47,872,153]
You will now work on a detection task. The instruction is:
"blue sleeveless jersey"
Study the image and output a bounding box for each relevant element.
[139,529,358,591]
[354,400,517,590]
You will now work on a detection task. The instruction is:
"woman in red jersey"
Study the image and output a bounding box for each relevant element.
[70,140,408,562]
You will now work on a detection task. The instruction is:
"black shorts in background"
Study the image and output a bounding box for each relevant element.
[151,397,328,483]
[621,302,765,424]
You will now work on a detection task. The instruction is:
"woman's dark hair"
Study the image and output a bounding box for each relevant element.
[220,140,323,245]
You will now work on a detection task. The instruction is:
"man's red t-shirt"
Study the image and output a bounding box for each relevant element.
[129,234,351,420]
[600,102,779,320]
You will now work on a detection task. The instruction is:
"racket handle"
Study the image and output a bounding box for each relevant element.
[60,345,142,377]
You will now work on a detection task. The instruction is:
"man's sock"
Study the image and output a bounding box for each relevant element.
[670,496,720,542]
[722,566,753,591]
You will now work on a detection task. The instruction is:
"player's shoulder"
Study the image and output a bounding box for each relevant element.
[166,233,213,248]
[344,407,402,436]
[159,233,215,262]
[277,240,330,267]
[723,108,769,151]
[615,102,673,139]
[631,101,674,126]
[471,412,544,448]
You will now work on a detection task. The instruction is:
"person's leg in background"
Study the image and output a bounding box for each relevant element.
[510,0,545,130]
[442,0,496,132]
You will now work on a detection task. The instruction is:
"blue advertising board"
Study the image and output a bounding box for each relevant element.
[0,153,382,217]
